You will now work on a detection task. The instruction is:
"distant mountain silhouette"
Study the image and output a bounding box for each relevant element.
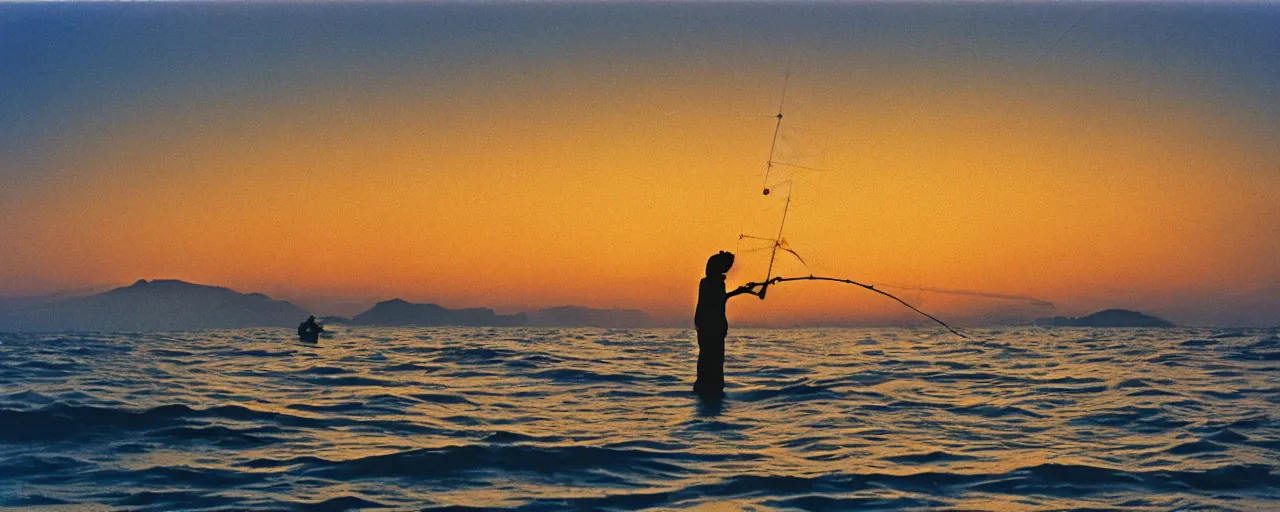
[526,305,655,328]
[1038,309,1174,327]
[318,315,351,325]
[349,300,654,328]
[352,299,526,327]
[0,285,115,312]
[0,281,663,332]
[0,279,309,332]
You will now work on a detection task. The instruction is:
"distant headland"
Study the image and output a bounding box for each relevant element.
[0,279,655,333]
[0,280,1183,333]
[0,279,308,332]
[335,300,655,328]
[1037,309,1175,328]
[351,298,526,327]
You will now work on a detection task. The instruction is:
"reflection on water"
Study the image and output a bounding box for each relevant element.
[1,327,1277,510]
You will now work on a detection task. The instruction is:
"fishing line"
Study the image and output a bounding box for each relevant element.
[1033,8,1090,65]
[735,13,1094,337]
[874,284,1056,310]
[771,162,835,173]
[736,63,973,338]
[759,61,793,196]
[749,275,968,339]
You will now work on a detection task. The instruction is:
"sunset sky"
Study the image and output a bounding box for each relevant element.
[2,2,1277,326]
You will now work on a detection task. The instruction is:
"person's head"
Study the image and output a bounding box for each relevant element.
[705,251,735,277]
[307,315,315,321]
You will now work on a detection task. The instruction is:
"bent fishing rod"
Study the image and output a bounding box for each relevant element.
[745,275,968,339]
[741,64,968,339]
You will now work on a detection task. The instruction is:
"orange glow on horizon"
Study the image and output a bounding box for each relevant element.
[4,62,1277,325]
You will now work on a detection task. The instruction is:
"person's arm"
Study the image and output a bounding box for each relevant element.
[726,282,764,300]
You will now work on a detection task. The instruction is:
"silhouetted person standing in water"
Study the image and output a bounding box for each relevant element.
[694,251,760,397]
[298,316,324,343]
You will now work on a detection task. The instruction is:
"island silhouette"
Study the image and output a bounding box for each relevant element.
[1037,309,1174,328]
[0,279,307,332]
[0,280,656,332]
[0,279,1182,333]
[351,298,527,327]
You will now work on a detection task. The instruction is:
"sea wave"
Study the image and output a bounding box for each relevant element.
[1,327,1277,510]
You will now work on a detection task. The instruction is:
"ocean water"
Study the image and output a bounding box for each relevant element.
[0,327,1277,511]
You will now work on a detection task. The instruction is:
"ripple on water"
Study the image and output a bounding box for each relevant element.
[0,327,1276,511]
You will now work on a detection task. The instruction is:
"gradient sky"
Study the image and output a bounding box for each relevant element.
[2,2,1278,326]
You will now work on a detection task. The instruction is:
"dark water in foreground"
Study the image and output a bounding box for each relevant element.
[1,327,1277,511]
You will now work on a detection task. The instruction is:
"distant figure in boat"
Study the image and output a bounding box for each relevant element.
[693,251,761,398]
[297,315,324,343]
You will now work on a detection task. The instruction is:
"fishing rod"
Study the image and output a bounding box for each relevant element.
[753,63,792,300]
[759,62,791,197]
[747,275,968,339]
[735,10,1095,337]
[741,66,968,339]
